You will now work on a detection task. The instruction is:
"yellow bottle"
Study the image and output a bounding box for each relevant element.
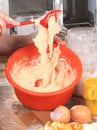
[83,78,97,115]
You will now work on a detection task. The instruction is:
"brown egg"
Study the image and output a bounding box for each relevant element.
[50,105,70,123]
[70,105,91,123]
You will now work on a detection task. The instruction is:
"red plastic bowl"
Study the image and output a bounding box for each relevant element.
[5,43,82,110]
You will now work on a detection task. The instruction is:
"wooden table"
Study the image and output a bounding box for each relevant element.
[0,56,52,130]
[0,56,96,130]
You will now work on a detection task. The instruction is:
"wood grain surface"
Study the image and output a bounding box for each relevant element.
[0,56,96,130]
[0,56,51,130]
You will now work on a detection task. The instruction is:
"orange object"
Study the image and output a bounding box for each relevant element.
[6,10,61,29]
[6,20,35,28]
[40,10,62,28]
[5,43,82,110]
[70,105,91,123]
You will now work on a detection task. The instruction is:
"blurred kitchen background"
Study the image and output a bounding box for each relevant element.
[0,0,97,34]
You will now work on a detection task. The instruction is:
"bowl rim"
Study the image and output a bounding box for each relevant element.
[5,44,82,96]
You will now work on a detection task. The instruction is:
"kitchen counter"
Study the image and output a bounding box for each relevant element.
[0,56,97,130]
[0,56,52,130]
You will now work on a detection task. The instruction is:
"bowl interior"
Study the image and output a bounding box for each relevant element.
[5,43,82,95]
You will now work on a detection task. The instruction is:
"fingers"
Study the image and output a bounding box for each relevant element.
[0,17,6,35]
[0,12,20,35]
[3,15,20,26]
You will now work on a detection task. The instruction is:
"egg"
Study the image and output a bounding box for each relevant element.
[50,105,70,123]
[70,105,91,123]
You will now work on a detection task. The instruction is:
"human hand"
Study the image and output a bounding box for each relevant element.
[0,12,20,35]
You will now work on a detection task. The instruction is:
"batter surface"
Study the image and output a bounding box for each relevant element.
[11,12,76,92]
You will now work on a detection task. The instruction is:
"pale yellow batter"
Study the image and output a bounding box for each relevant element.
[11,12,76,93]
